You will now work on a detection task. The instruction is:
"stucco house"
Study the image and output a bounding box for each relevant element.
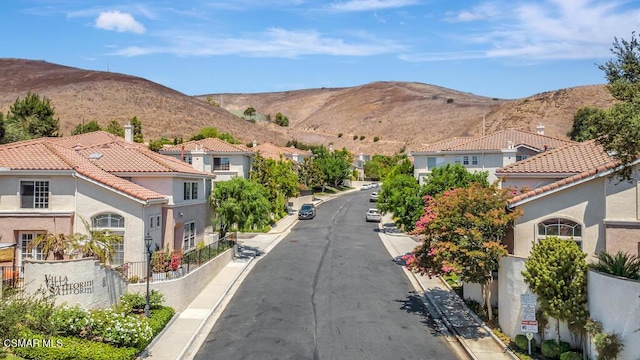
[159,138,254,181]
[251,142,313,165]
[411,126,574,184]
[0,129,215,268]
[499,139,639,259]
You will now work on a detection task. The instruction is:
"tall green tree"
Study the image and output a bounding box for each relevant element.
[5,92,59,140]
[130,116,144,143]
[423,163,489,198]
[313,146,353,188]
[250,153,299,219]
[377,173,424,232]
[189,126,238,144]
[593,32,640,180]
[567,107,607,142]
[298,157,325,189]
[106,120,124,137]
[72,120,102,135]
[209,177,271,235]
[274,112,289,127]
[522,236,589,344]
[410,183,522,320]
[243,107,256,120]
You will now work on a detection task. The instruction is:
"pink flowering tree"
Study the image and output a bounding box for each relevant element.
[406,182,522,320]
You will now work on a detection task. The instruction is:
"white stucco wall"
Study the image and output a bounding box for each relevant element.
[512,178,606,258]
[23,257,127,309]
[588,270,640,360]
[604,176,637,220]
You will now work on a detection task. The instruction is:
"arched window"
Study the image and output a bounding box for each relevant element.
[91,213,125,265]
[537,218,582,249]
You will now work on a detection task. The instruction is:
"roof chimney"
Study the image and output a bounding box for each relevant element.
[252,140,257,147]
[507,140,513,149]
[536,123,545,135]
[124,122,133,143]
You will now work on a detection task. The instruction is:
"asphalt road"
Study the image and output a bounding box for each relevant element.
[194,190,461,360]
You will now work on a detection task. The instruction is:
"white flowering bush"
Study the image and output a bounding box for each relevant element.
[90,308,153,348]
[51,304,92,337]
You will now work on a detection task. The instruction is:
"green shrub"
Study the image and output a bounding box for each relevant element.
[13,331,139,360]
[359,135,365,140]
[447,98,454,103]
[514,334,536,350]
[118,290,165,314]
[338,133,343,138]
[541,340,563,359]
[90,308,153,348]
[559,351,583,360]
[594,332,624,360]
[353,135,358,140]
[373,136,380,142]
[0,290,57,339]
[51,304,91,337]
[147,306,176,337]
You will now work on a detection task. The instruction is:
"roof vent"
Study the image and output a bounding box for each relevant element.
[536,123,545,135]
[88,153,103,159]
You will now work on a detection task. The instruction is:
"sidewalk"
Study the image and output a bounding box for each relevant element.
[377,214,518,360]
[144,190,352,360]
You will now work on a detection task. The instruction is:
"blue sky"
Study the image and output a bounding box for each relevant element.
[3,0,640,99]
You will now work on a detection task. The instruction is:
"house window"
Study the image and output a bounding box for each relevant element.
[183,222,196,250]
[156,216,161,228]
[472,156,478,165]
[20,233,44,265]
[516,155,529,161]
[184,182,198,200]
[183,155,192,164]
[214,157,230,171]
[454,156,461,164]
[427,157,437,170]
[537,218,583,249]
[91,213,125,266]
[149,216,155,229]
[20,180,49,208]
[463,156,469,165]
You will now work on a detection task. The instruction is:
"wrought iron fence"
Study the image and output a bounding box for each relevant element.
[1,265,25,293]
[114,236,234,284]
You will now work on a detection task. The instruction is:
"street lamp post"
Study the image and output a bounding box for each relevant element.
[144,233,153,318]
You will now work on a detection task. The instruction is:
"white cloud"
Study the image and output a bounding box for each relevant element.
[111,28,406,58]
[95,11,145,34]
[329,0,419,12]
[410,0,640,62]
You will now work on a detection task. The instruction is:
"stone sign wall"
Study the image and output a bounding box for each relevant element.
[24,258,127,309]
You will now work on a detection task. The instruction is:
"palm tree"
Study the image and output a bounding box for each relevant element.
[590,251,640,280]
[27,232,81,260]
[75,217,123,264]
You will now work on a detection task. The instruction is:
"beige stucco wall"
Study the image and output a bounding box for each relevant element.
[604,226,640,256]
[0,174,76,211]
[498,256,573,345]
[128,248,234,312]
[512,178,606,258]
[604,176,638,220]
[588,270,640,360]
[23,257,127,309]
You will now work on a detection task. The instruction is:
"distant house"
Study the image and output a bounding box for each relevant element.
[351,152,371,181]
[410,126,574,184]
[0,129,215,267]
[252,142,313,165]
[160,138,255,181]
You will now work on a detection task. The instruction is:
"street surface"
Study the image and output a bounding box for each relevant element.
[194,190,461,360]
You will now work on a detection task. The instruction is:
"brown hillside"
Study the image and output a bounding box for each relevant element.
[0,59,617,155]
[0,58,288,146]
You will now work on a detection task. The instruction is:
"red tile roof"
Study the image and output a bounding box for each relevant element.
[507,162,617,206]
[0,131,213,201]
[160,138,253,153]
[497,140,612,175]
[411,129,573,153]
[252,143,312,162]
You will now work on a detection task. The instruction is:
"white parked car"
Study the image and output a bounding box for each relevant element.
[369,191,379,202]
[360,183,372,190]
[366,208,381,222]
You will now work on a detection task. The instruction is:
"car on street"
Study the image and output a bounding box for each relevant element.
[298,203,316,220]
[365,208,381,222]
[360,183,372,190]
[369,191,379,202]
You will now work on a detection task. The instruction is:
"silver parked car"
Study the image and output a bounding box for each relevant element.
[366,208,381,222]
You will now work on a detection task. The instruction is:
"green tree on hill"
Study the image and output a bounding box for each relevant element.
[72,120,102,135]
[106,120,124,137]
[4,92,59,142]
